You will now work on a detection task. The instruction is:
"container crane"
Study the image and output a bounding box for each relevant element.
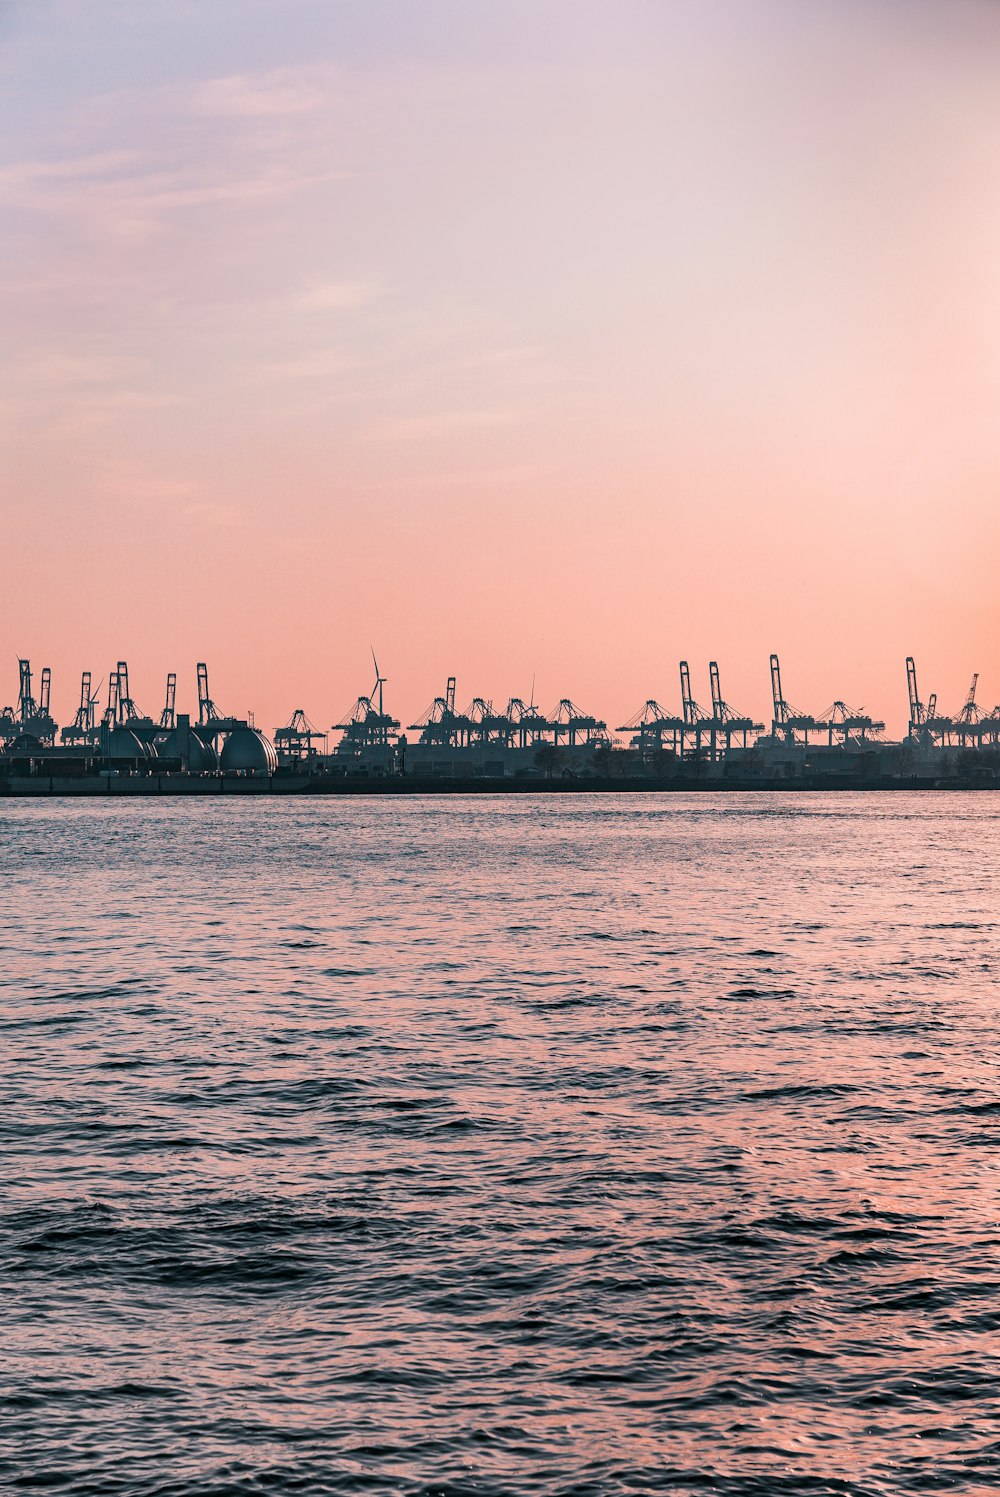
[197,662,221,726]
[114,660,157,742]
[617,699,685,758]
[679,660,710,756]
[103,671,121,727]
[548,699,607,748]
[16,658,56,744]
[906,658,951,747]
[116,661,139,722]
[17,660,37,724]
[61,672,100,745]
[769,654,827,745]
[705,661,763,756]
[981,698,1000,747]
[505,698,551,749]
[194,662,245,741]
[953,673,984,749]
[820,701,885,747]
[906,657,924,735]
[409,676,472,747]
[332,653,400,759]
[159,673,177,731]
[275,708,327,762]
[464,698,512,746]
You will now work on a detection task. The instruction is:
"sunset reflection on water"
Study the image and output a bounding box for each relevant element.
[1,794,998,1494]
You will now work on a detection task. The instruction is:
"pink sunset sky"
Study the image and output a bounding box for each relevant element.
[3,0,1000,736]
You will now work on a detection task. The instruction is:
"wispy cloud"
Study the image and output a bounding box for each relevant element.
[0,62,360,263]
[292,279,382,312]
[191,68,343,120]
[253,348,358,383]
[3,152,348,234]
[92,461,201,506]
[8,351,147,388]
[180,500,242,527]
[364,408,516,442]
[0,349,177,434]
[0,149,138,190]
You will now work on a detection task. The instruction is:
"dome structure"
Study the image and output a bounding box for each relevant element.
[220,727,278,775]
[158,727,218,772]
[103,727,153,760]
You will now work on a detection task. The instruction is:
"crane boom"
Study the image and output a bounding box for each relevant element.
[116,660,141,722]
[770,654,786,727]
[159,672,177,730]
[105,670,120,726]
[17,659,36,722]
[78,672,92,730]
[679,661,695,725]
[906,656,922,726]
[197,662,220,724]
[709,661,723,718]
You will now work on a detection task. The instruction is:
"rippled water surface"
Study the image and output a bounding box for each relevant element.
[2,793,999,1495]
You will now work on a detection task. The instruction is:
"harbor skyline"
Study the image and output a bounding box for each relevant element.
[2,647,994,752]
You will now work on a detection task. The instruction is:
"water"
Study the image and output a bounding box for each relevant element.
[1,793,998,1496]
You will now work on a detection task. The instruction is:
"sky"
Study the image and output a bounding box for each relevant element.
[3,0,1000,736]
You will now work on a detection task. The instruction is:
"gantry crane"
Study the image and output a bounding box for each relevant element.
[113,660,157,741]
[17,659,37,724]
[769,654,828,745]
[197,662,221,726]
[332,652,400,758]
[678,660,712,756]
[15,659,56,744]
[705,661,763,756]
[617,699,685,757]
[820,701,885,747]
[275,708,327,761]
[906,656,924,737]
[103,670,120,727]
[504,698,551,749]
[906,657,952,746]
[548,699,608,748]
[61,671,100,745]
[953,673,984,749]
[194,662,245,740]
[159,673,177,731]
[409,676,474,746]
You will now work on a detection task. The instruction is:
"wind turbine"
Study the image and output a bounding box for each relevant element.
[371,647,386,742]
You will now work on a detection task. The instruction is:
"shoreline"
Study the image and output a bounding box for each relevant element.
[2,773,995,798]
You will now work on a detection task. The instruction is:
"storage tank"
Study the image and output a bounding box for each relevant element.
[220,727,277,775]
[158,726,218,772]
[103,727,153,761]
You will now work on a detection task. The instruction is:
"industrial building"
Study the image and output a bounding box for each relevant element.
[1,652,997,792]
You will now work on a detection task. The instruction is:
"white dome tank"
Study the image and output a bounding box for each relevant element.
[220,727,277,775]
